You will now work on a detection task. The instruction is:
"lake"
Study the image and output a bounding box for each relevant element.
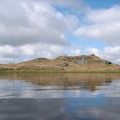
[0,73,120,120]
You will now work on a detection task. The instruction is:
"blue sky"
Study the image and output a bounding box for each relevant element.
[0,0,120,63]
[85,0,120,8]
[66,35,106,50]
[60,0,120,56]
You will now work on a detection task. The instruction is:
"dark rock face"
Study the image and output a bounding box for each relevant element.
[58,63,69,67]
[105,61,112,65]
[62,63,69,67]
[56,54,109,65]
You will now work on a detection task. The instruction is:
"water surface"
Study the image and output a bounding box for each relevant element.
[0,73,120,120]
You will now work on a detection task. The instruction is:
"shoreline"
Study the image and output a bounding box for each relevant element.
[0,70,120,73]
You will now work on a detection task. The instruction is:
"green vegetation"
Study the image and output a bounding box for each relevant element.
[105,61,113,65]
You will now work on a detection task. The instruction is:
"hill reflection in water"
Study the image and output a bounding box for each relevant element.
[0,73,120,120]
[0,73,120,91]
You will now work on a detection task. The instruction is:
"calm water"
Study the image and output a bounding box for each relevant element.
[0,73,120,120]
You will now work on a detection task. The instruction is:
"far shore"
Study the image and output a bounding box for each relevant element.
[0,69,120,73]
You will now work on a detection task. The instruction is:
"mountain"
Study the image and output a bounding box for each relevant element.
[0,54,120,73]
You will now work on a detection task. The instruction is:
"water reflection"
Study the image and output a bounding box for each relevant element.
[0,73,120,98]
[0,73,120,119]
[0,73,119,90]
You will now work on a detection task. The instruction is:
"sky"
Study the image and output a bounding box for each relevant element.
[0,0,120,64]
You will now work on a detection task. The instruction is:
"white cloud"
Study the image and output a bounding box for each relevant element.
[0,0,80,46]
[103,46,120,63]
[0,0,120,64]
[0,43,81,63]
[87,5,120,24]
[86,46,120,64]
[40,0,88,12]
[0,0,82,62]
[86,48,100,56]
[75,5,120,45]
[73,4,120,64]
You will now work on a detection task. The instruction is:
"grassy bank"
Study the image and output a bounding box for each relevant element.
[0,69,120,73]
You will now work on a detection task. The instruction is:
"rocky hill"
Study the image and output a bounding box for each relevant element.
[55,54,110,64]
[0,54,120,73]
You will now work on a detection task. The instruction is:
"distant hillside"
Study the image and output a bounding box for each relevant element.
[55,54,111,64]
[0,54,120,73]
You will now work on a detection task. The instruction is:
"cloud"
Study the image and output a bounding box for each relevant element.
[0,0,82,62]
[0,0,80,46]
[73,4,120,64]
[36,0,87,11]
[0,0,120,64]
[86,46,120,64]
[0,43,82,63]
[75,5,120,45]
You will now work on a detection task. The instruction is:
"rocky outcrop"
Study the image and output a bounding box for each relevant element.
[56,54,109,65]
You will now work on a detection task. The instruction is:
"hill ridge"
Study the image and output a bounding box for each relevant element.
[0,54,120,73]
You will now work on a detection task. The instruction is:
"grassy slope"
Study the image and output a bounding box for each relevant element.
[0,56,120,73]
[0,63,120,73]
